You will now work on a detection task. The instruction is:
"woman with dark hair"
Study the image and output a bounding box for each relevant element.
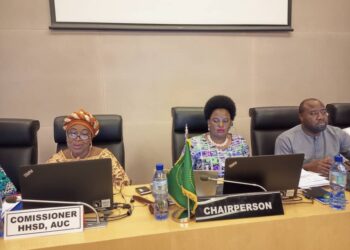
[189,95,249,177]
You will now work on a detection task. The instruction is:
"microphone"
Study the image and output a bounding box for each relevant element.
[5,196,102,225]
[200,175,267,192]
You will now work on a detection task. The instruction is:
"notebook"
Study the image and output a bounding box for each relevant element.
[223,154,304,197]
[193,170,219,197]
[19,158,114,211]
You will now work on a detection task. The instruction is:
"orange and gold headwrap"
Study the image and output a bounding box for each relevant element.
[63,109,100,137]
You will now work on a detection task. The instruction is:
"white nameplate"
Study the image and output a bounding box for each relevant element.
[4,205,83,239]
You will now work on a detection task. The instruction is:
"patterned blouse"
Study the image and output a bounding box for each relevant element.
[189,133,249,177]
[46,148,130,189]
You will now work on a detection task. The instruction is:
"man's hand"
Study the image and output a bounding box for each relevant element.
[303,157,332,177]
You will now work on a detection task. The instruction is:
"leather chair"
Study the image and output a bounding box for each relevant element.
[249,106,299,156]
[171,107,207,164]
[0,119,40,191]
[326,103,350,129]
[54,115,125,168]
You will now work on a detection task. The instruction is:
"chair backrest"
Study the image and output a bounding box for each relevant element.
[326,103,350,129]
[54,114,125,168]
[0,119,40,191]
[249,106,299,156]
[171,107,207,164]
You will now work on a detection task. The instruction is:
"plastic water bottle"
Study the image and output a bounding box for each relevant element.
[329,155,347,210]
[152,163,168,220]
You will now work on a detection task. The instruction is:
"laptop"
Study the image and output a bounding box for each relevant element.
[223,154,304,197]
[19,158,114,211]
[193,170,219,197]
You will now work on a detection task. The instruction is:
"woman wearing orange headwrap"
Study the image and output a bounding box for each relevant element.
[47,109,130,188]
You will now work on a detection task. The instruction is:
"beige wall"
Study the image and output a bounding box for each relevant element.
[0,0,350,184]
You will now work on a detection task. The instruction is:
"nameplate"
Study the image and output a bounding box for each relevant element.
[195,191,284,222]
[4,205,84,239]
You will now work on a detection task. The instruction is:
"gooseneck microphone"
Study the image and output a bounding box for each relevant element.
[5,196,101,224]
[200,175,267,192]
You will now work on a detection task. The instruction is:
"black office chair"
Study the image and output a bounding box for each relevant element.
[249,106,299,156]
[54,114,125,168]
[171,107,207,164]
[326,103,350,129]
[0,118,40,191]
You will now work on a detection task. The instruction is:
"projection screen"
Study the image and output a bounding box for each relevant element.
[49,0,292,31]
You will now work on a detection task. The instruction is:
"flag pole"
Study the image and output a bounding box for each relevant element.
[185,123,191,221]
[185,124,190,220]
[187,196,190,219]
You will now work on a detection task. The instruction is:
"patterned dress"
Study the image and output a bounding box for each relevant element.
[189,133,249,177]
[0,166,17,196]
[46,148,130,189]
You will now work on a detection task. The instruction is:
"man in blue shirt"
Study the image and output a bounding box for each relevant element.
[275,98,350,176]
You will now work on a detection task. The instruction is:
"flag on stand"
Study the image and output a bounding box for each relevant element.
[167,139,197,214]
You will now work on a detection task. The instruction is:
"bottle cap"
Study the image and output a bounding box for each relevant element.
[334,155,343,163]
[156,163,164,171]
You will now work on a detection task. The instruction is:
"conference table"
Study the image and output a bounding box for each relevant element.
[1,186,350,250]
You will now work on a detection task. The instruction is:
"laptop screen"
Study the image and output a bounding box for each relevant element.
[19,158,114,211]
[223,154,304,197]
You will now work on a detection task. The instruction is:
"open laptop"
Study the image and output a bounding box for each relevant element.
[223,154,304,197]
[19,158,114,211]
[193,170,219,197]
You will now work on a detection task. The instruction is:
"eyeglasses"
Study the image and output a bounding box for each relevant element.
[67,131,90,141]
[308,109,328,117]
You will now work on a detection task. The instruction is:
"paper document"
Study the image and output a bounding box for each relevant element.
[298,169,329,189]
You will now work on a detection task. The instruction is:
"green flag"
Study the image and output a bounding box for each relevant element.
[167,139,197,214]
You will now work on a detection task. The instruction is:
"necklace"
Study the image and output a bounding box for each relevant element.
[70,146,92,160]
[207,134,229,148]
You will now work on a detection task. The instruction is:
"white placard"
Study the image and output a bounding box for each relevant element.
[4,206,83,240]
